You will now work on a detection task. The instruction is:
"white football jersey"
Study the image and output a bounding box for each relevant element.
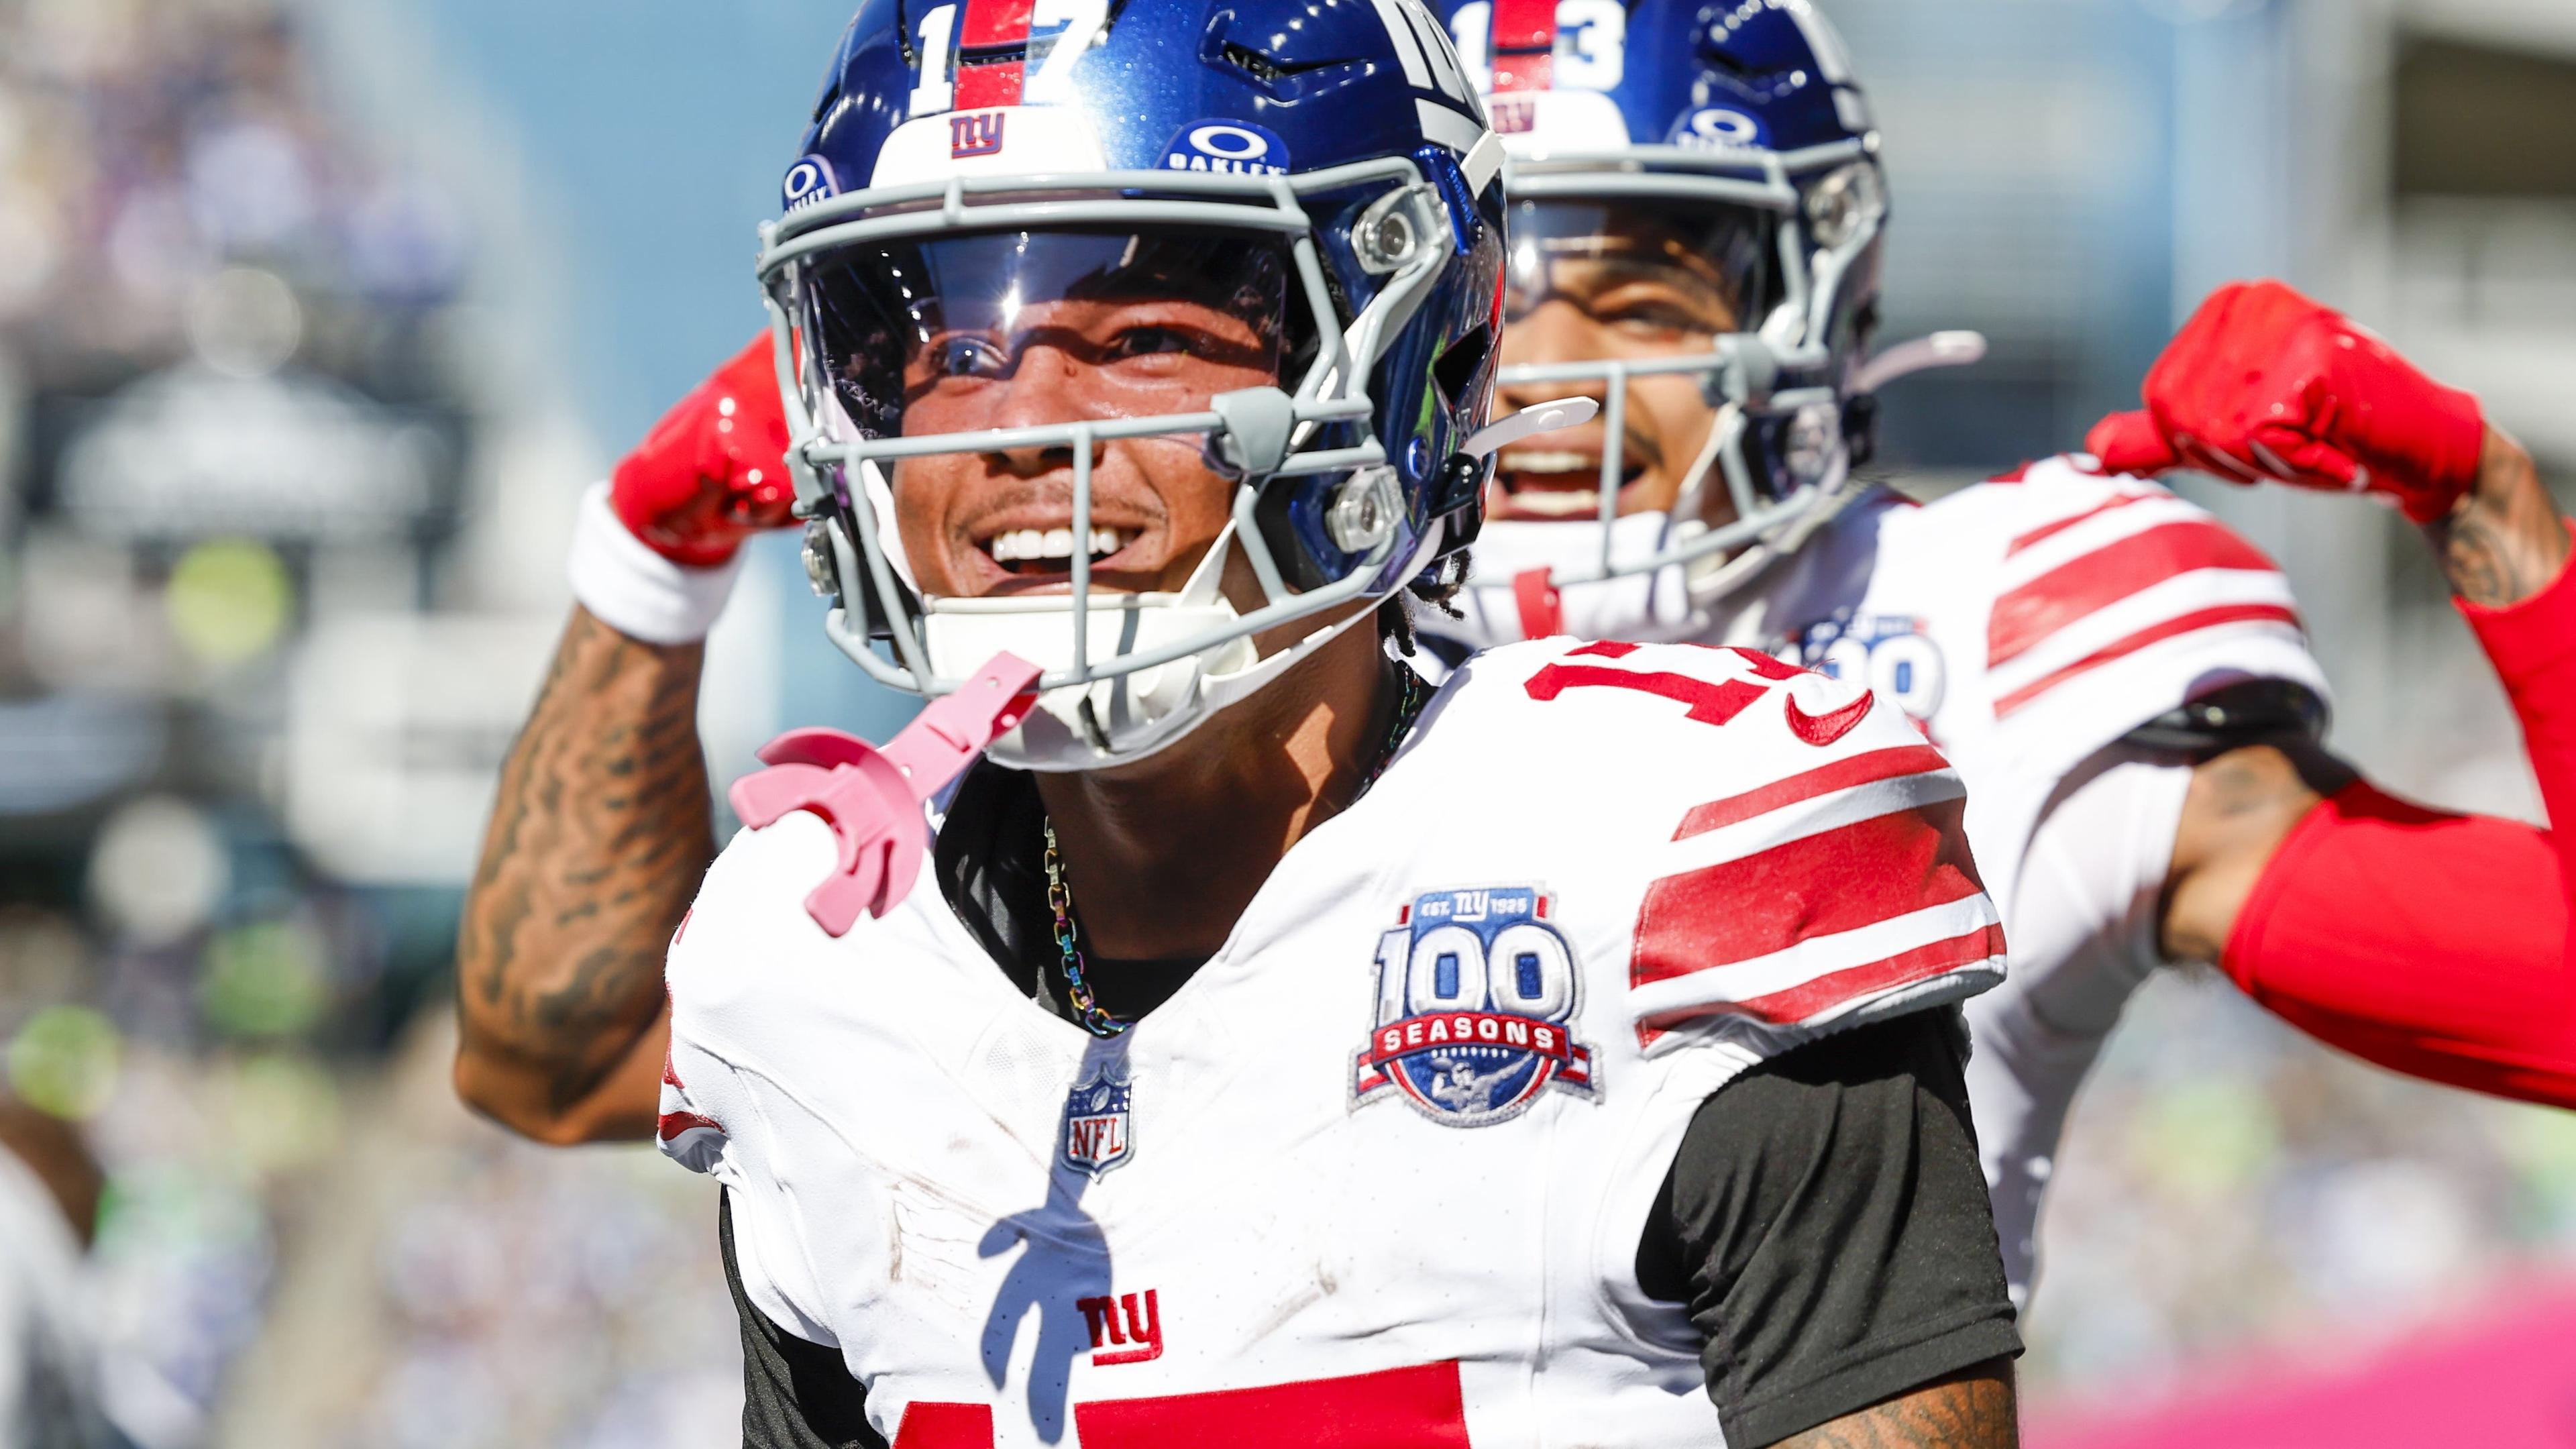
[1456,455,2328,1305]
[660,638,2005,1448]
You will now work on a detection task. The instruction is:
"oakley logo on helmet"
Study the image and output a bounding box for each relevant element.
[1674,107,1764,150]
[1162,121,1288,176]
[781,155,840,213]
[949,110,1006,158]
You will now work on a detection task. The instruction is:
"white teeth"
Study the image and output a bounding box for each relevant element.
[1513,490,1601,517]
[983,527,1132,564]
[1501,451,1597,475]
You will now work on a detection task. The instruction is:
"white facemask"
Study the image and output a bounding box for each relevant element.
[916,515,1434,772]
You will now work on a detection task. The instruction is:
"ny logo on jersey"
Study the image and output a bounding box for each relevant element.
[1353,885,1596,1127]
[1060,1063,1133,1178]
[1076,1289,1163,1366]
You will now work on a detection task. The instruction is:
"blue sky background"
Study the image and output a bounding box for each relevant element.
[411,0,855,443]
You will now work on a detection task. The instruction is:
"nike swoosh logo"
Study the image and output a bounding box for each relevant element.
[1785,688,1873,747]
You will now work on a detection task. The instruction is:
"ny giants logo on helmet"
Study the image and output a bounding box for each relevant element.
[1354,886,1595,1127]
[949,110,1006,158]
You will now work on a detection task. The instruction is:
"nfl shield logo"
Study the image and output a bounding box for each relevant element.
[1060,1065,1134,1179]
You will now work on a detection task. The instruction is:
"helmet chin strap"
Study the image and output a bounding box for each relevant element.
[922,516,1443,773]
[1448,400,1740,647]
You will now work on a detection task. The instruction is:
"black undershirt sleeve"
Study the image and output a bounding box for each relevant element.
[725,1193,885,1449]
[1634,1010,2021,1448]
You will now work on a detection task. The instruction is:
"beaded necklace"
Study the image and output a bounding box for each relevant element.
[1040,663,1428,1037]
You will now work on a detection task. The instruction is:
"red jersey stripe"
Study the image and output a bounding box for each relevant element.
[1994,602,2303,717]
[1075,1361,1472,1448]
[1671,745,1953,841]
[1638,923,2006,1038]
[892,1402,996,1449]
[1632,798,1986,987]
[1989,519,2280,667]
[2004,492,2154,557]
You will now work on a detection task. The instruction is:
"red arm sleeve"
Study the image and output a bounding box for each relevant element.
[2220,525,2576,1108]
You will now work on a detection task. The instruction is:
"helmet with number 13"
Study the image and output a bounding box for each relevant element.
[1425,0,1984,647]
[764,0,1523,770]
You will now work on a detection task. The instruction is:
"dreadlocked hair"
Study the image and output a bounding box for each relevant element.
[1376,547,1473,658]
[1410,548,1471,614]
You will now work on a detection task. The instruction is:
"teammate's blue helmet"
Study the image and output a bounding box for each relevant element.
[1427,0,1979,643]
[765,0,1509,768]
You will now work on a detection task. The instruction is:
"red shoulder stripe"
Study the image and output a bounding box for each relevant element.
[1632,798,1985,987]
[1671,745,1951,841]
[1994,602,2302,717]
[2004,492,2153,557]
[1639,922,2005,1038]
[656,1110,723,1143]
[1989,519,2279,667]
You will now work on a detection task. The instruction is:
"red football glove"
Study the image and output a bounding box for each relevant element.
[610,333,796,566]
[2088,279,2487,524]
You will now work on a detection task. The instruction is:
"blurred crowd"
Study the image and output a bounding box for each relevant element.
[0,0,2569,1446]
[0,1,628,1445]
[2023,968,2576,1406]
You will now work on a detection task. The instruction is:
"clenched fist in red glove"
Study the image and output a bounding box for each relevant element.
[2088,279,2487,524]
[610,333,797,566]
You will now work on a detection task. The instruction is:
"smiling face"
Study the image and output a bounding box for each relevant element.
[1491,199,1778,527]
[809,229,1294,600]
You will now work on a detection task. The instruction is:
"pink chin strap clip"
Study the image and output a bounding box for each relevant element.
[727,652,1043,936]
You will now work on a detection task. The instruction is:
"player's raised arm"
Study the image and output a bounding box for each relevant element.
[453,337,795,1144]
[2093,280,2576,1107]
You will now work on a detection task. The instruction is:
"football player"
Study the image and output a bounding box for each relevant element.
[1407,0,2576,1312]
[461,1,2029,1445]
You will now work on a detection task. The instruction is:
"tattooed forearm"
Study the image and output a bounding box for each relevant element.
[455,606,715,1142]
[1770,1360,2017,1449]
[2422,427,2570,610]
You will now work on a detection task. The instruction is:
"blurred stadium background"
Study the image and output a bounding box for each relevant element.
[0,0,2569,1444]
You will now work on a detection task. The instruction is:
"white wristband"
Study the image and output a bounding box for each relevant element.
[565,481,749,645]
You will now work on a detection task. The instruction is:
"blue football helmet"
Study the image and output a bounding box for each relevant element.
[1422,0,1982,646]
[763,0,1511,769]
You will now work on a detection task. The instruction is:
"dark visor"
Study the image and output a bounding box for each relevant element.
[1503,199,1781,339]
[805,228,1301,439]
